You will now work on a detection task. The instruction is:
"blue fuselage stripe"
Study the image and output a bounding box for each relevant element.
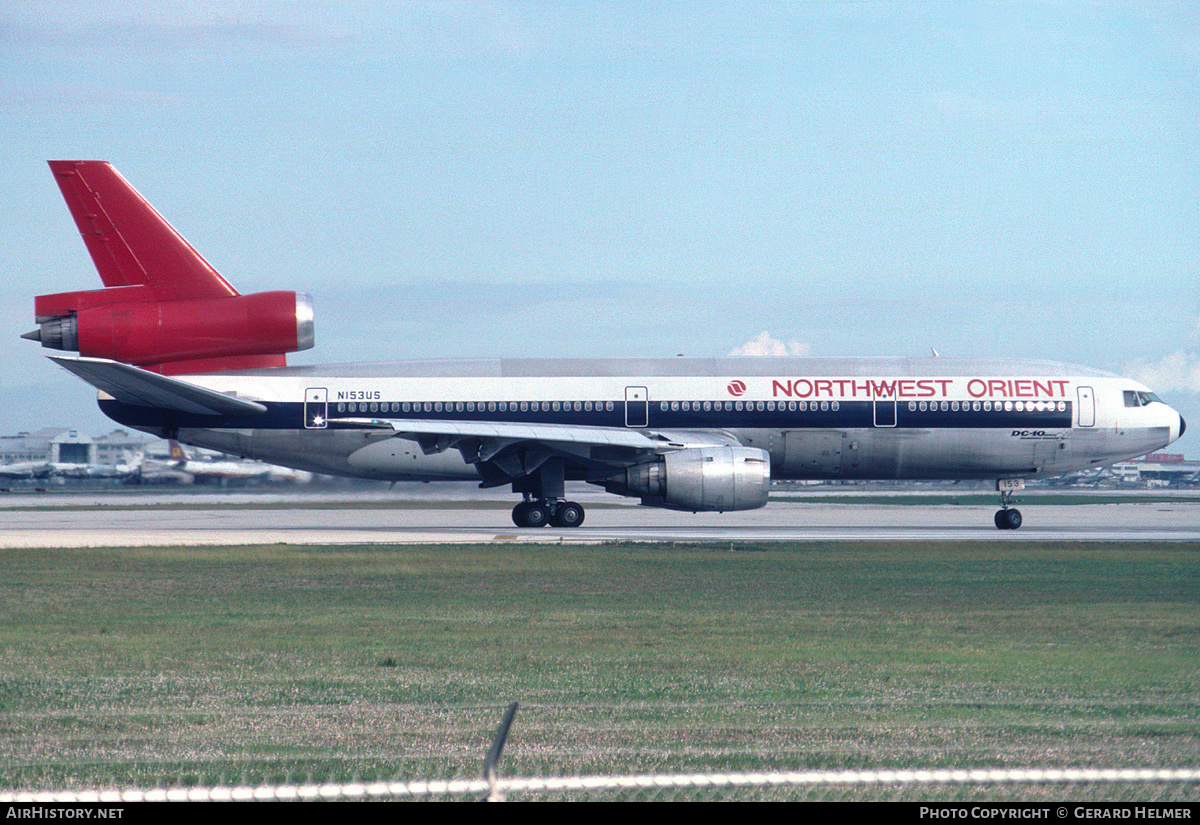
[99,398,1075,432]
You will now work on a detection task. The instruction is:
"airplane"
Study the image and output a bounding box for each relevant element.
[138,439,306,486]
[80,461,141,480]
[0,461,54,480]
[53,461,140,480]
[0,459,138,481]
[24,161,1186,529]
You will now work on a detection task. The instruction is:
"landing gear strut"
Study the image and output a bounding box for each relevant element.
[994,481,1023,530]
[512,497,585,528]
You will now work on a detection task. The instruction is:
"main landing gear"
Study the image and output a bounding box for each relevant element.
[510,457,586,528]
[512,498,586,528]
[994,481,1023,530]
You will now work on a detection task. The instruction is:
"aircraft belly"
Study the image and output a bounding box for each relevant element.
[173,424,1172,486]
[780,429,846,477]
[177,427,479,481]
[773,427,1068,480]
[347,438,482,480]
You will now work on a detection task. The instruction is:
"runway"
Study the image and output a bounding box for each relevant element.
[1,486,1198,546]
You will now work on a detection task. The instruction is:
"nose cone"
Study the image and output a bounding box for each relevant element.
[1169,410,1185,444]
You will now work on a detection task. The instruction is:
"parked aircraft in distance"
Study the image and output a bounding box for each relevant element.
[25,161,1185,528]
[137,440,309,486]
[0,459,138,481]
[0,461,54,480]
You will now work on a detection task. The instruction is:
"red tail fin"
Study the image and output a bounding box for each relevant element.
[28,162,314,375]
[48,161,238,299]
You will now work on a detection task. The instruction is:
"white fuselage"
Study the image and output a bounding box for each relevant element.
[96,355,1184,486]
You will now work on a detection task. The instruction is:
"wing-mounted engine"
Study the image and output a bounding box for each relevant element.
[599,445,771,512]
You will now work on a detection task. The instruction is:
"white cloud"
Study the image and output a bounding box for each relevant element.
[729,332,810,358]
[1126,349,1200,395]
[1125,312,1200,395]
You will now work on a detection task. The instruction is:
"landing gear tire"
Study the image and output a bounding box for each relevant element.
[523,501,550,528]
[514,499,585,528]
[550,501,585,528]
[513,500,551,528]
[995,508,1022,530]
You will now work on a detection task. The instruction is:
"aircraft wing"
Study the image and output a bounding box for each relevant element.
[49,356,268,417]
[341,417,661,450]
[340,417,740,453]
[339,417,742,484]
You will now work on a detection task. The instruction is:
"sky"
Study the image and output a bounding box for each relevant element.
[2,1,1198,454]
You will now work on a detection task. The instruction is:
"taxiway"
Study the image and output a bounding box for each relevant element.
[1,487,1197,547]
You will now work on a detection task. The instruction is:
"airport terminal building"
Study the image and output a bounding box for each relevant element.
[0,428,149,468]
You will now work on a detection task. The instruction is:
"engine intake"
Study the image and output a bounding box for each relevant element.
[601,446,771,512]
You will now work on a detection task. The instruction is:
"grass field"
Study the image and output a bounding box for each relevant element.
[0,540,1197,795]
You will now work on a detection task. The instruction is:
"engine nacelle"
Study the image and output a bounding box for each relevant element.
[27,290,314,375]
[601,446,771,512]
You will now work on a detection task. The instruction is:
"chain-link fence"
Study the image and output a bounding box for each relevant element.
[4,767,1198,802]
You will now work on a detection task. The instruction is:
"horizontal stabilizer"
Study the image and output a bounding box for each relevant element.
[49,356,267,416]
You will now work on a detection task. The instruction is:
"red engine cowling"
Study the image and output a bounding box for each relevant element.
[28,290,314,375]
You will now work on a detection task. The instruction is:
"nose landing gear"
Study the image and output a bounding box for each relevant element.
[994,504,1022,530]
[995,480,1024,530]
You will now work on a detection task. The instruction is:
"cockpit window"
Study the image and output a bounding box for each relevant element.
[1126,390,1163,407]
[1118,390,1156,407]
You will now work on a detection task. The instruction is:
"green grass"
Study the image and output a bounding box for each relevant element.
[0,541,1197,791]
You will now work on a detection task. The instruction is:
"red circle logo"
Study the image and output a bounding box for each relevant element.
[727,380,747,396]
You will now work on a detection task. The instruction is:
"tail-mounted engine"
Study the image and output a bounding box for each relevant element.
[601,445,771,512]
[26,160,314,375]
[26,288,314,375]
